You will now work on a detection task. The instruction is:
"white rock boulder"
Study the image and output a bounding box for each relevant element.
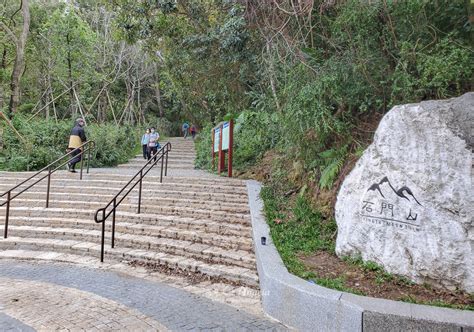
[335,93,474,292]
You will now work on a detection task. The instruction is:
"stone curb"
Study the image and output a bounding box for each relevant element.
[246,180,474,331]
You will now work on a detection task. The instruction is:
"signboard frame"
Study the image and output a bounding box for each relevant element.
[211,120,234,177]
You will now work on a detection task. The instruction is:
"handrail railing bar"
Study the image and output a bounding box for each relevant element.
[160,152,164,183]
[94,143,170,221]
[93,142,171,262]
[50,146,94,173]
[0,141,94,197]
[4,191,10,238]
[0,145,94,206]
[2,140,95,238]
[111,198,116,248]
[79,150,84,180]
[46,167,51,208]
[95,147,168,219]
[100,219,105,262]
[87,147,91,174]
[138,170,143,214]
[2,176,49,204]
[96,150,167,222]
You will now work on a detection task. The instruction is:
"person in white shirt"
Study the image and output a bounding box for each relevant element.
[148,127,160,161]
[141,128,150,159]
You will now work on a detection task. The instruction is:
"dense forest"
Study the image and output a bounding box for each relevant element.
[1,1,472,173]
[1,0,473,301]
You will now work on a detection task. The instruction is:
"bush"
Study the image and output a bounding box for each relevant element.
[0,115,140,171]
[143,116,178,137]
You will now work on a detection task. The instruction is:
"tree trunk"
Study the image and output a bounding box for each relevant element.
[8,0,30,116]
[265,41,281,113]
[66,32,76,117]
[155,69,164,118]
[0,48,6,109]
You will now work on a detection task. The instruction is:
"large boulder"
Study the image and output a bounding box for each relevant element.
[335,93,473,292]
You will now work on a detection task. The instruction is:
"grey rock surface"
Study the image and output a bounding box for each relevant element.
[336,92,474,292]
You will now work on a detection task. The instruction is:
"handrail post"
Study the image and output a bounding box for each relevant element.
[46,167,51,208]
[4,191,10,238]
[100,219,105,262]
[87,144,91,174]
[165,148,169,176]
[138,170,143,214]
[111,198,116,248]
[160,153,164,183]
[79,149,84,180]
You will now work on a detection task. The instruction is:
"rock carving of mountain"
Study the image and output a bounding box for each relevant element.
[367,176,422,206]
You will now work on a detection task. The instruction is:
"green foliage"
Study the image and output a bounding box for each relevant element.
[43,5,97,83]
[318,146,348,189]
[260,186,337,278]
[112,0,258,124]
[143,116,177,137]
[0,115,139,171]
[400,296,474,311]
[18,103,35,113]
[86,124,139,167]
[343,256,418,286]
[194,123,213,170]
[313,277,366,295]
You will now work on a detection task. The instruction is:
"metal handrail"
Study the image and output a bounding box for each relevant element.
[94,142,171,262]
[1,140,96,238]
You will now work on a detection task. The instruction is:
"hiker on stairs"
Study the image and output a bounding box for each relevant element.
[67,118,87,173]
[182,122,189,139]
[141,128,151,160]
[148,127,160,161]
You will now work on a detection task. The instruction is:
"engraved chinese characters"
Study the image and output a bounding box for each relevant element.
[335,93,474,292]
[360,176,422,232]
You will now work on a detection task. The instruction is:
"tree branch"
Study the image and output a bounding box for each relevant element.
[0,20,18,45]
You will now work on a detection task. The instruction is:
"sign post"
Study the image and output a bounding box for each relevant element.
[211,127,215,170]
[212,119,234,177]
[227,120,233,177]
[218,123,224,173]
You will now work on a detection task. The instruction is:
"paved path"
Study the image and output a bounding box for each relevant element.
[0,261,286,331]
[0,312,35,332]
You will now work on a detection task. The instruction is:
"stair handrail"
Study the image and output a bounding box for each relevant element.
[94,142,171,262]
[1,140,96,238]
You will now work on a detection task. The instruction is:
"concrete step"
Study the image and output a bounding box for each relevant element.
[0,176,247,195]
[3,208,252,236]
[0,172,246,186]
[116,164,195,170]
[0,238,259,287]
[0,186,249,204]
[132,158,195,163]
[7,191,250,207]
[3,198,251,221]
[6,216,254,251]
[6,225,256,269]
[0,184,248,199]
[0,174,247,189]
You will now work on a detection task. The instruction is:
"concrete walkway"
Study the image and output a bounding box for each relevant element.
[0,260,286,331]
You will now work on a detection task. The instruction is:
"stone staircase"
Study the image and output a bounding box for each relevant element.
[0,137,258,288]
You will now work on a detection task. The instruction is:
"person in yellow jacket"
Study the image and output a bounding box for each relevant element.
[67,118,87,173]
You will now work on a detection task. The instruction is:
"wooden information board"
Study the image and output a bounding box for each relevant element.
[211,120,233,177]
